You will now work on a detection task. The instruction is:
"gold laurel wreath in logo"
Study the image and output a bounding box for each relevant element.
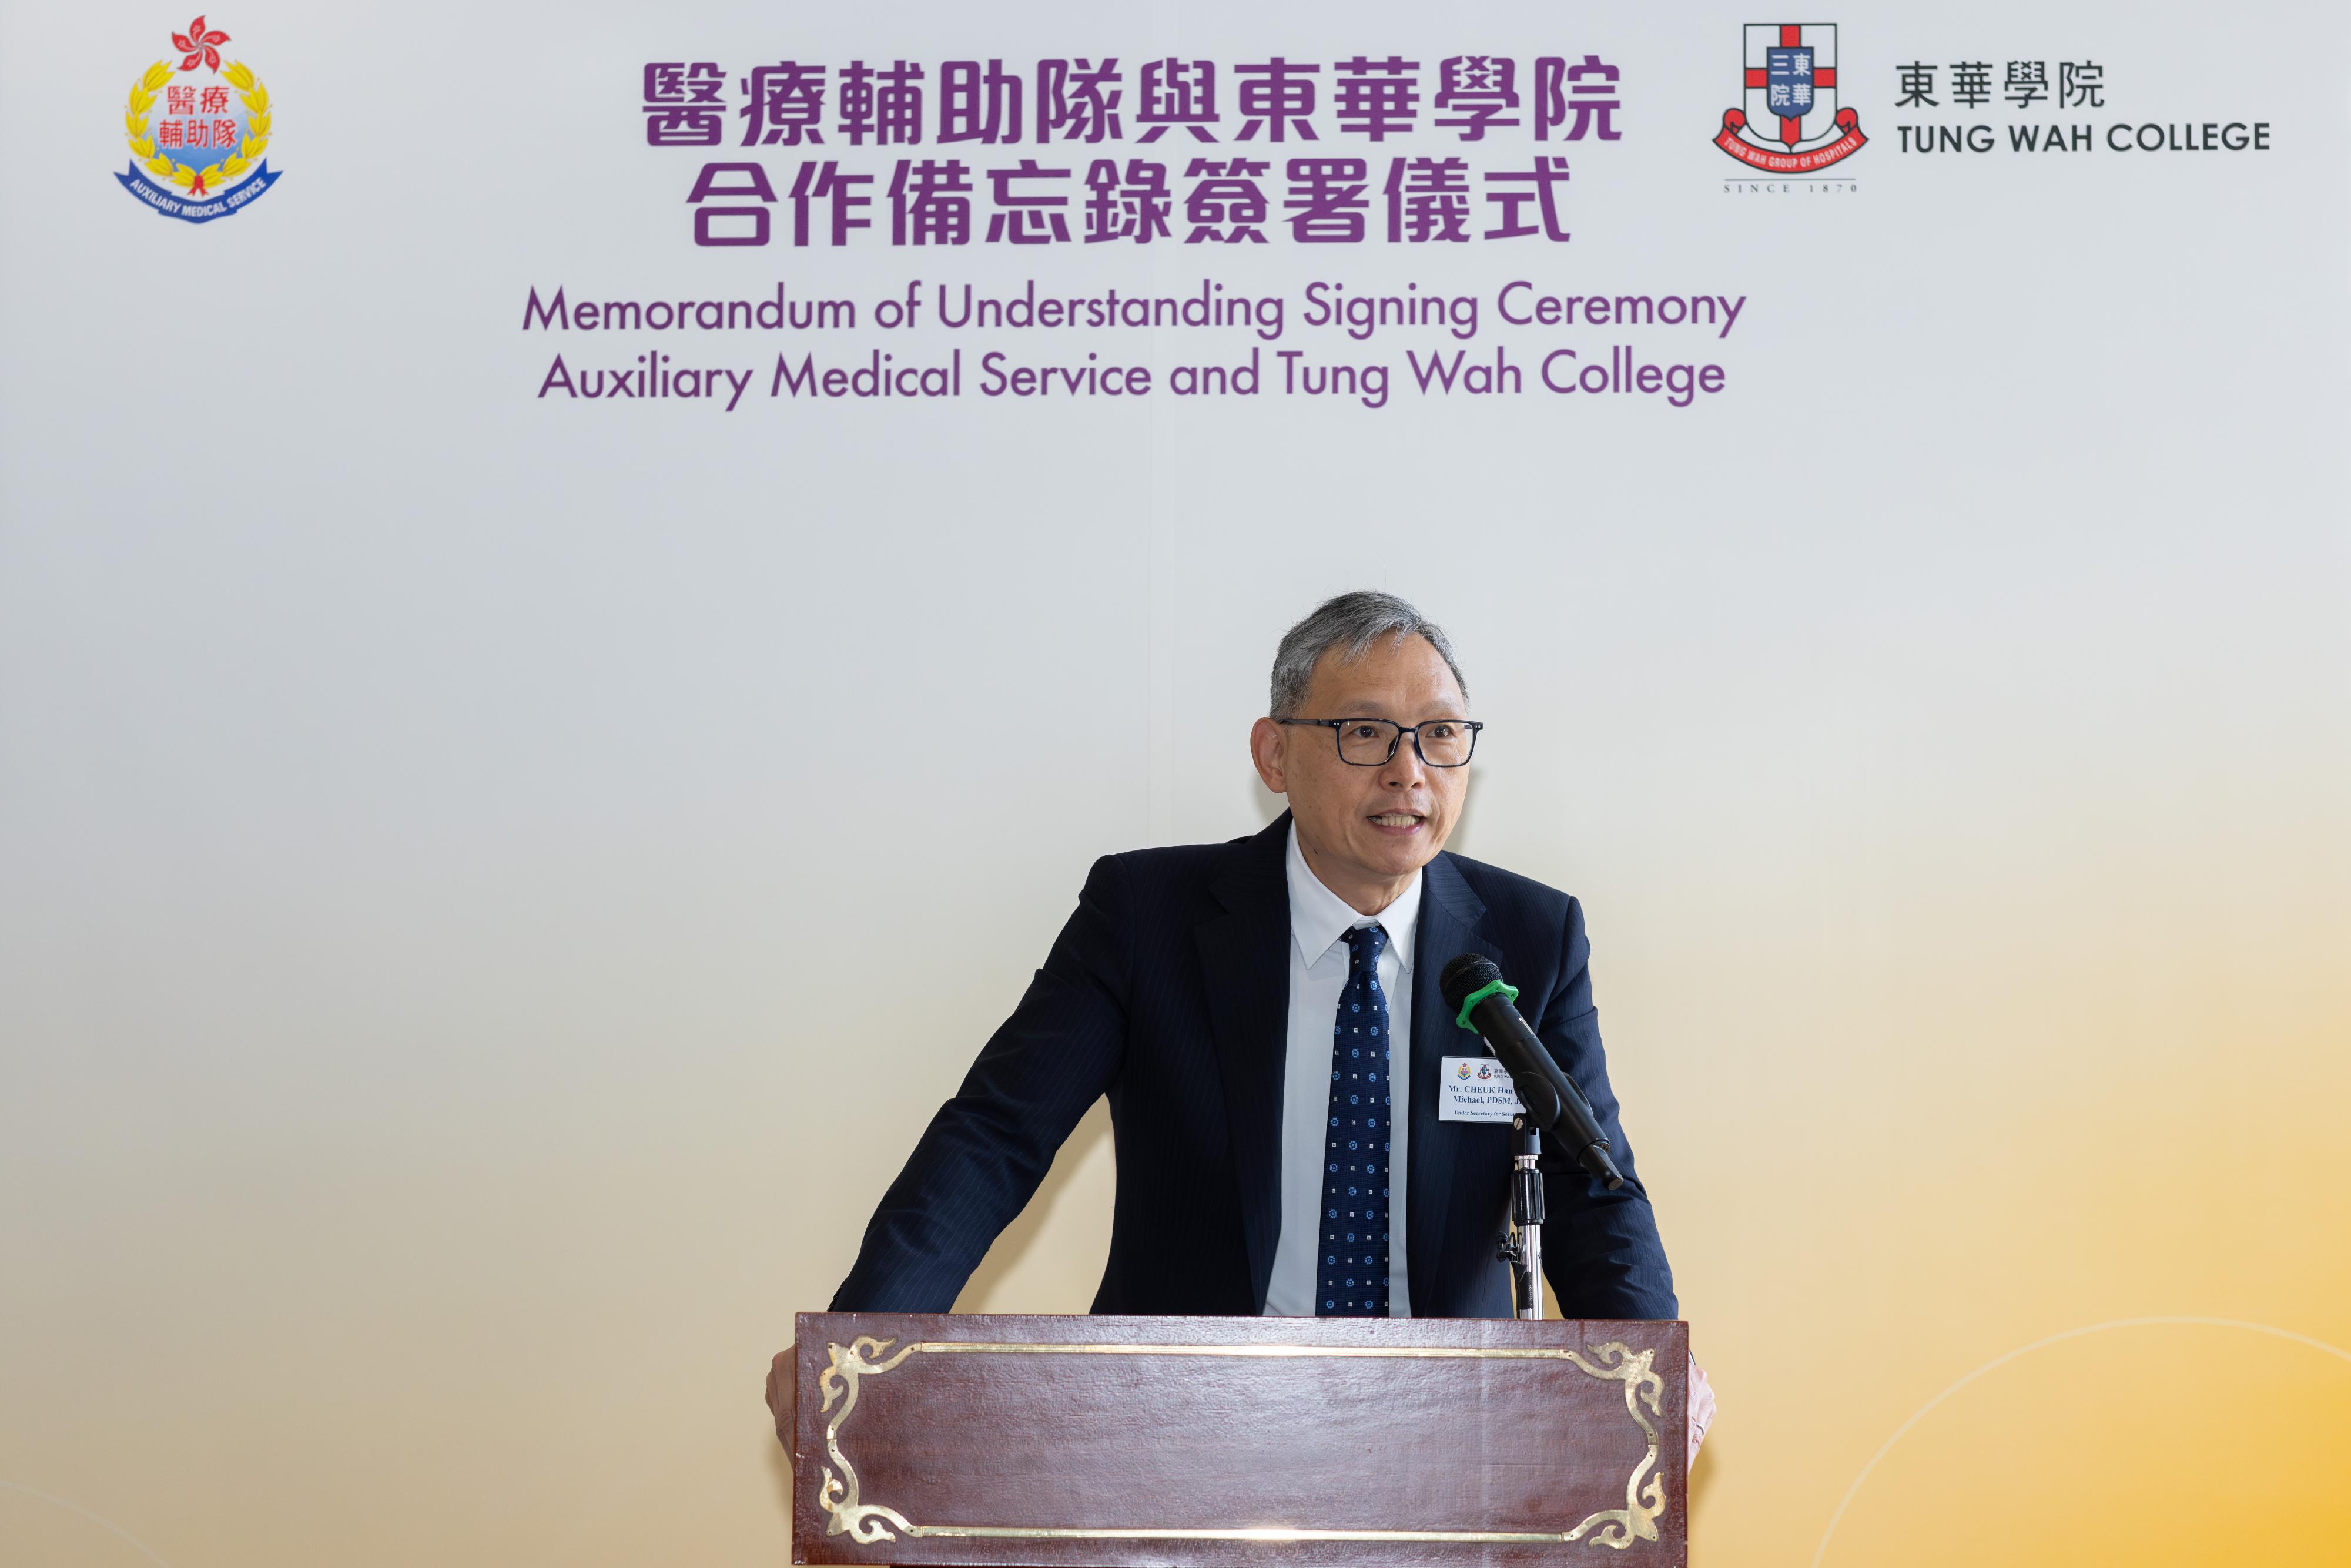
[123,58,272,193]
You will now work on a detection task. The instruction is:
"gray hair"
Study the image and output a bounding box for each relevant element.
[1269,591,1469,718]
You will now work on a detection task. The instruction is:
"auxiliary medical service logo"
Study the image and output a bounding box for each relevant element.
[1714,24,1867,172]
[116,16,281,223]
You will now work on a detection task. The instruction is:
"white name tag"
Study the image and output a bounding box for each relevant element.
[1439,1056,1526,1123]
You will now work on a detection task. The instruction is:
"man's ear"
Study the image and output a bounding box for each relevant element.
[1249,717,1288,796]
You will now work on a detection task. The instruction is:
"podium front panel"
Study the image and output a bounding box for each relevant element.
[793,1313,1688,1568]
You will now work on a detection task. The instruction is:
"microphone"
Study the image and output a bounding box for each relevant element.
[1439,954,1626,1191]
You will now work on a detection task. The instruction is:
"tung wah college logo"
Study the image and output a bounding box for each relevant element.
[1714,22,1866,172]
[116,15,282,223]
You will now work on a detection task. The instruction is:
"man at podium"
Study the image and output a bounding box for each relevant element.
[819,591,1679,1326]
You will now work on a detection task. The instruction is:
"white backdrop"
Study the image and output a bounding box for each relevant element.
[3,4,2346,1566]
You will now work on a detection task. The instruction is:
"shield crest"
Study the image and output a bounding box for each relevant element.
[1741,24,1841,151]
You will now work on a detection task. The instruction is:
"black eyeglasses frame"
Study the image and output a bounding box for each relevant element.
[1275,716,1484,768]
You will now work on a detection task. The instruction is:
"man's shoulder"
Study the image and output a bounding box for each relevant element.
[1076,820,1285,919]
[1097,829,1271,888]
[1078,827,1583,936]
[1436,848,1578,933]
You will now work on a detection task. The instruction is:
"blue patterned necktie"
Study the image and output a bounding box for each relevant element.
[1318,923,1392,1316]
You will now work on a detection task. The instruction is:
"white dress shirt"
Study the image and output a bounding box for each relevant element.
[1264,823,1422,1317]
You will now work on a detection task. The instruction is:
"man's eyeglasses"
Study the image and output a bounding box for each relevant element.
[1277,717,1483,768]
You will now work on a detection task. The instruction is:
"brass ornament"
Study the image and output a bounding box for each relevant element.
[1557,1343,1668,1549]
[812,1335,1672,1551]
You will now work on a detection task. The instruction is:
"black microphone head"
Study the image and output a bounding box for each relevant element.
[1439,953,1505,1014]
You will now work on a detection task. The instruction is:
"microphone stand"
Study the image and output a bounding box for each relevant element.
[1497,1115,1546,1319]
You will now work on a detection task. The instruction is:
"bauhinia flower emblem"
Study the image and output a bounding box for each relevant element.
[172,15,229,73]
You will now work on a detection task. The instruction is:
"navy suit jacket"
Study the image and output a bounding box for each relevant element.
[832,814,1677,1319]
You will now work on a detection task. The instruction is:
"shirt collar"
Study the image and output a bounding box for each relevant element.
[1285,820,1423,971]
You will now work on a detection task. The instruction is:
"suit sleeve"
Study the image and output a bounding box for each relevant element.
[1533,896,1680,1320]
[829,856,1130,1311]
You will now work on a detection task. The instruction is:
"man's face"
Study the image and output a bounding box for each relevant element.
[1250,633,1472,905]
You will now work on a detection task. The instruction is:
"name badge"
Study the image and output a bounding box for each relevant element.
[1439,1056,1525,1123]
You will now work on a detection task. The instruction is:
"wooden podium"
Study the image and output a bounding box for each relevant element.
[791,1313,1687,1567]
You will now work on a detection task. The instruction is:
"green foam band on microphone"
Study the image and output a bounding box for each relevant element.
[1453,977,1520,1033]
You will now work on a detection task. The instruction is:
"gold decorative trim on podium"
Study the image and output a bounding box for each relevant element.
[815,1335,1668,1552]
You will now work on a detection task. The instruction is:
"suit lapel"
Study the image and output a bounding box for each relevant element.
[1197,815,1294,1311]
[1406,853,1496,1317]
